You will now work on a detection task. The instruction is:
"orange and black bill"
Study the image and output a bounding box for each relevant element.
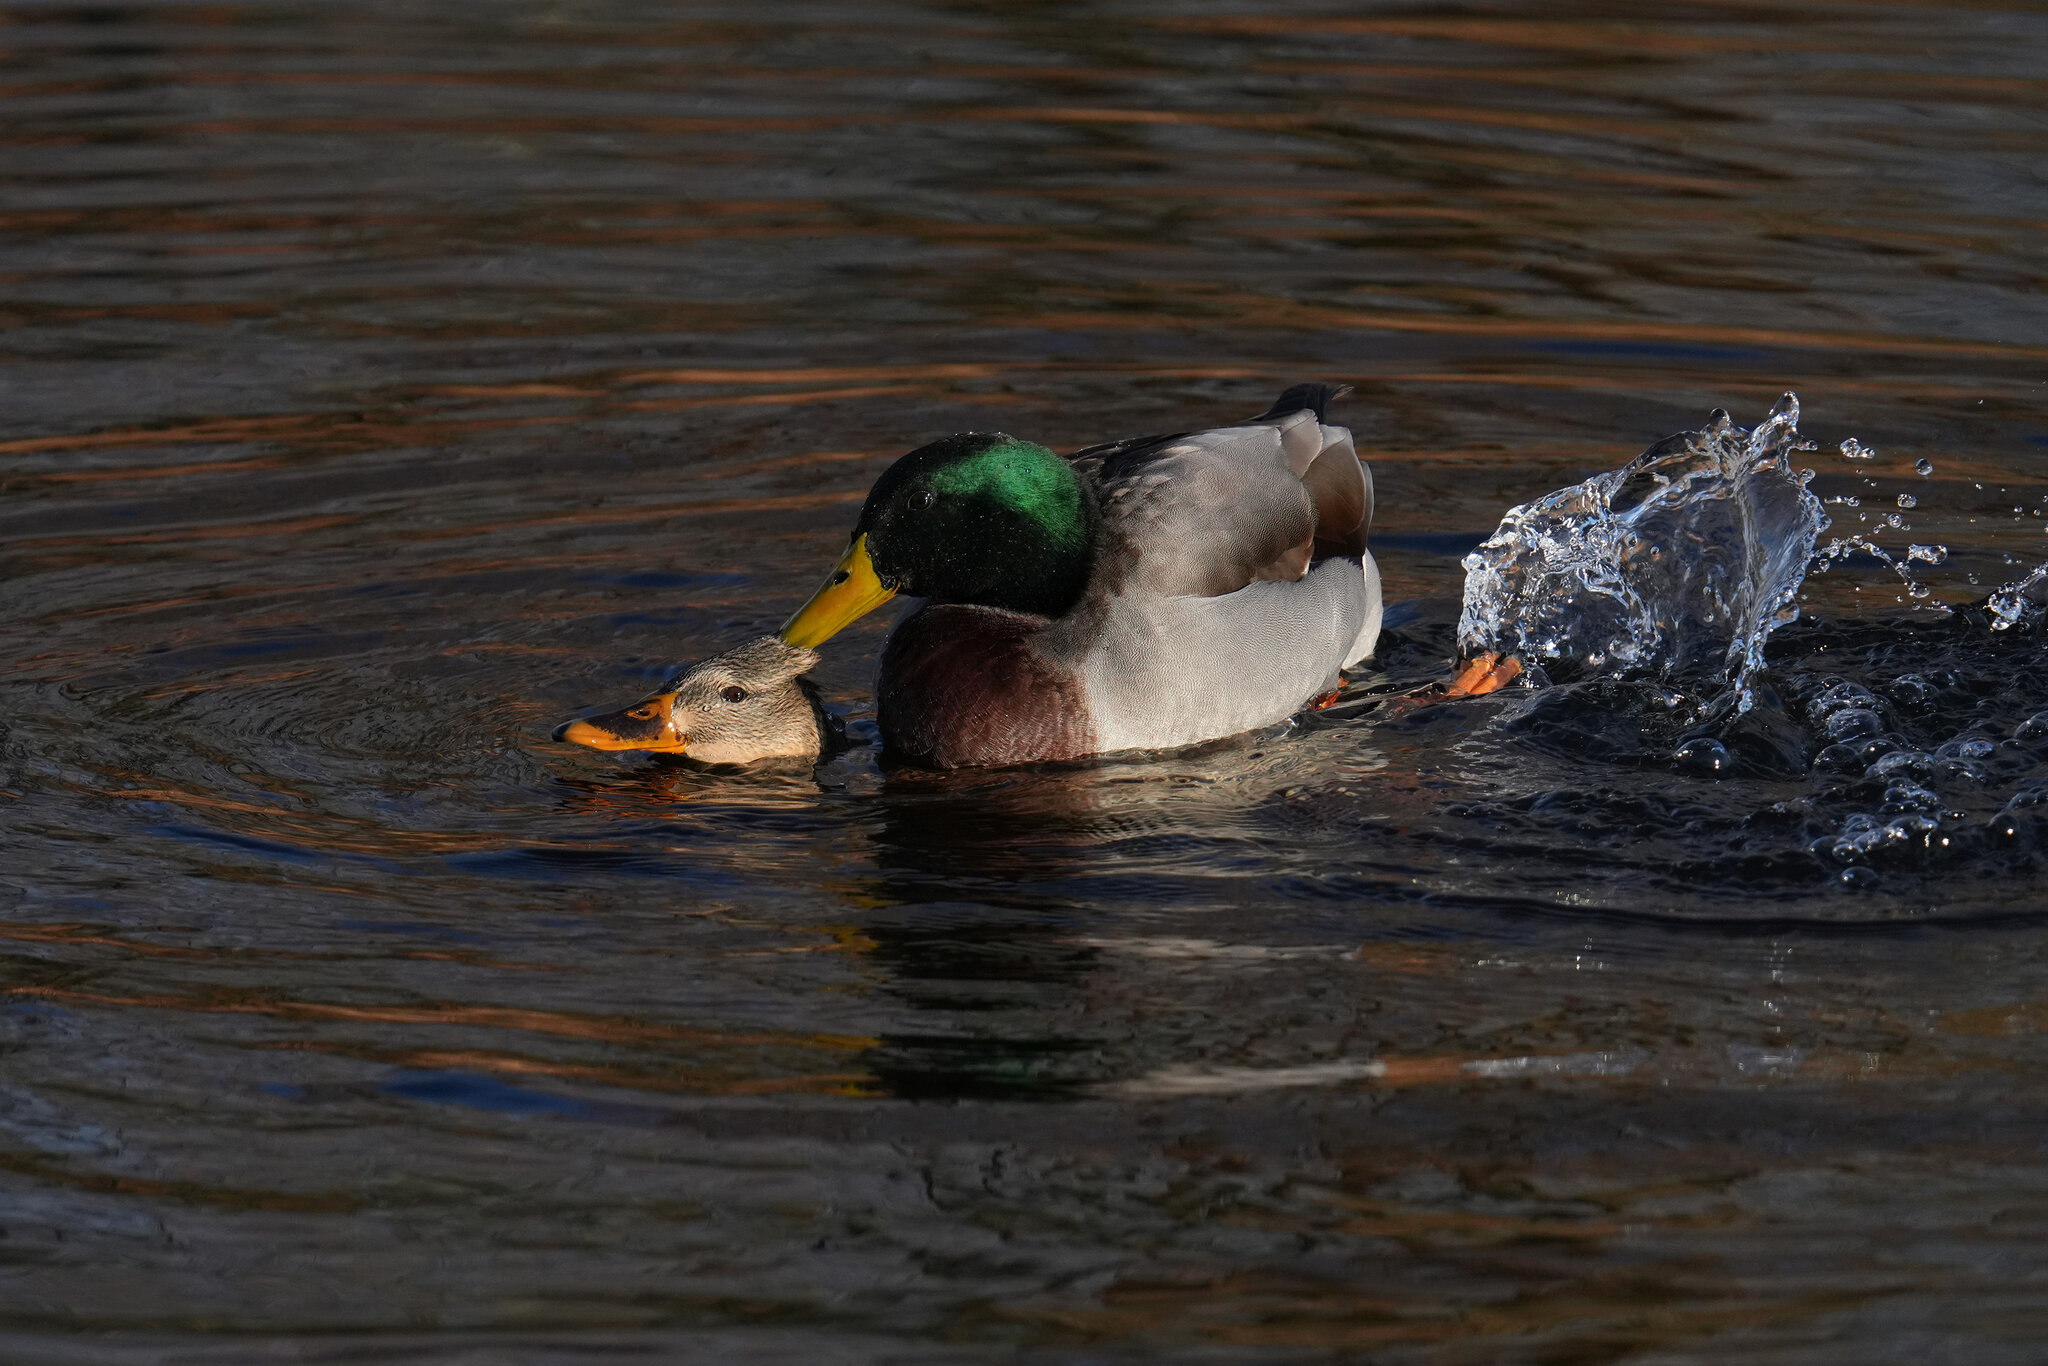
[781,533,897,649]
[553,691,687,753]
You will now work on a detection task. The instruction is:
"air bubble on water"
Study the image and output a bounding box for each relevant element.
[1889,675,1934,708]
[1458,393,1824,716]
[1897,493,1917,509]
[1673,736,1730,775]
[1824,707,1884,742]
[1916,459,1935,476]
[1881,782,1942,815]
[1824,808,1933,865]
[1839,438,1876,461]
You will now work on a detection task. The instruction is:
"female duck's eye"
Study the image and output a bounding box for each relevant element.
[720,685,748,704]
[909,489,934,511]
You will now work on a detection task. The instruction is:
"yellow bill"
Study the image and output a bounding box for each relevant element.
[781,533,897,648]
[553,692,689,753]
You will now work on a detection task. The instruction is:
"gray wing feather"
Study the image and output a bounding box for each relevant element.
[1081,408,1368,598]
[1072,554,1383,754]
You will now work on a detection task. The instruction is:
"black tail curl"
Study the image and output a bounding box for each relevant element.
[1255,382,1353,423]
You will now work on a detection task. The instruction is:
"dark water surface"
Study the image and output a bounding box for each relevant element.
[5,2,2048,1360]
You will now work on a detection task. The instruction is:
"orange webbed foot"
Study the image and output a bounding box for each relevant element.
[1443,652,1523,698]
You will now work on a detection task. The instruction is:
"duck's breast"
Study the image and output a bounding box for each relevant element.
[877,603,1096,768]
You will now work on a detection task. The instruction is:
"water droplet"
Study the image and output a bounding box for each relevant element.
[1839,438,1876,461]
[1897,493,1916,509]
[1915,458,1934,476]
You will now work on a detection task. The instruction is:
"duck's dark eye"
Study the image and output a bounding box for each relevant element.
[908,489,934,511]
[720,685,748,704]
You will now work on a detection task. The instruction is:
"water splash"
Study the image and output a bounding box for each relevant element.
[1988,565,2048,631]
[1458,394,1827,713]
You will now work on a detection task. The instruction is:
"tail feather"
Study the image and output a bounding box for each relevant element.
[1255,382,1353,423]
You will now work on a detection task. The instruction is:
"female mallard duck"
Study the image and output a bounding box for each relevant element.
[780,383,1387,768]
[555,636,838,764]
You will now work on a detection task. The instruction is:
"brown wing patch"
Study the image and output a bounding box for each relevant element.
[1304,432,1371,559]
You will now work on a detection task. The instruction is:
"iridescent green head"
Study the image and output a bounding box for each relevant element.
[856,433,1098,618]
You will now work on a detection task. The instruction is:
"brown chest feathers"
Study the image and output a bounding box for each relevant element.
[876,604,1095,768]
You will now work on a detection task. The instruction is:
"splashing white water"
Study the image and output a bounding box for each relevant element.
[1988,565,2048,631]
[1457,394,1828,713]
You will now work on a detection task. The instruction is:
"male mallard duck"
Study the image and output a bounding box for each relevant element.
[555,636,838,764]
[780,383,1384,767]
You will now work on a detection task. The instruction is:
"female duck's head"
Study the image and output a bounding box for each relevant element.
[554,636,829,765]
[782,433,1098,647]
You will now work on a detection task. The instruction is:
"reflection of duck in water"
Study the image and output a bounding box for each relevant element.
[779,383,1438,768]
[554,636,841,765]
